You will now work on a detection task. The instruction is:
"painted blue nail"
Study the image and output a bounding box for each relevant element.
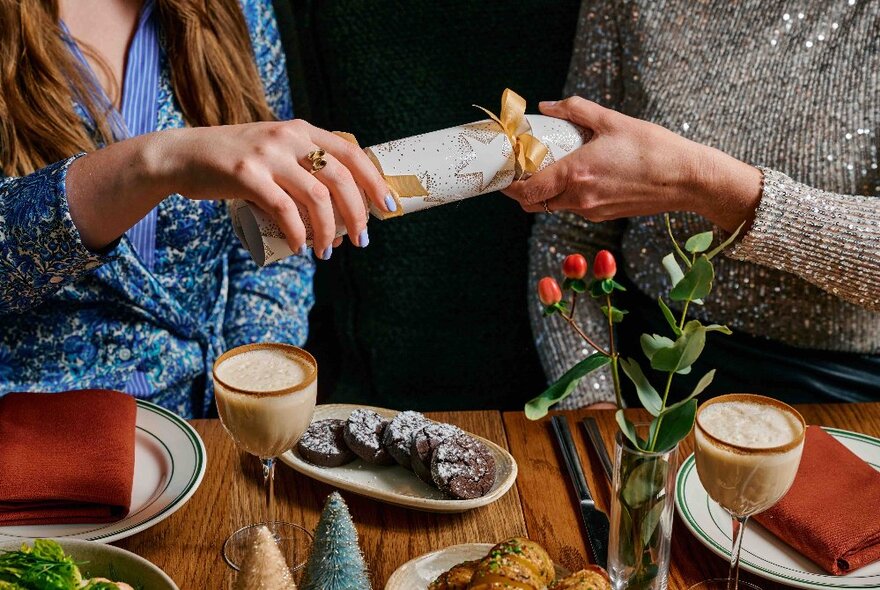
[298,244,309,257]
[384,194,398,212]
[321,246,333,260]
[358,228,370,248]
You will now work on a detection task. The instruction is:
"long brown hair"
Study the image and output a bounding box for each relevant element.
[0,0,275,177]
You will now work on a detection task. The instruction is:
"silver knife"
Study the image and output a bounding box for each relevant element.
[582,417,614,485]
[551,415,610,569]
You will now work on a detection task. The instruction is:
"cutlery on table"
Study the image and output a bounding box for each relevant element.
[550,415,610,569]
[582,417,613,486]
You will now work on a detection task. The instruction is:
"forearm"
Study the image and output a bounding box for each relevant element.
[691,144,764,234]
[66,131,180,251]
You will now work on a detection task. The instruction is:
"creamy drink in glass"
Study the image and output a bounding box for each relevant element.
[213,343,317,572]
[691,394,805,590]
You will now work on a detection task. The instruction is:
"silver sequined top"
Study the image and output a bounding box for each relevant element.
[530,0,880,406]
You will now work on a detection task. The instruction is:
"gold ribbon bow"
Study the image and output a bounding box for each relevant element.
[474,88,549,180]
[333,131,427,219]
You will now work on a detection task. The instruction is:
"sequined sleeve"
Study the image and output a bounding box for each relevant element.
[0,155,115,314]
[528,0,627,408]
[727,168,880,310]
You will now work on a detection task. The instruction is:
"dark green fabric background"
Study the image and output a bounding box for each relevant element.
[271,1,581,410]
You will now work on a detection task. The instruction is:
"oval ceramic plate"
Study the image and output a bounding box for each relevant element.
[675,427,880,589]
[0,400,206,544]
[0,538,179,589]
[385,543,569,590]
[280,404,517,513]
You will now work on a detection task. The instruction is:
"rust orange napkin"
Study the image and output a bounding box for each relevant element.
[0,389,137,525]
[755,425,880,575]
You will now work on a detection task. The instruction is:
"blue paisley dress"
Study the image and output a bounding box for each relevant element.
[0,0,315,418]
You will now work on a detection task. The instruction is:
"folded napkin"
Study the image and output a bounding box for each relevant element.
[755,425,880,575]
[0,389,137,526]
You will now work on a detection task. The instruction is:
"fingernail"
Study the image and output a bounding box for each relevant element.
[321,246,333,260]
[358,228,370,248]
[298,244,309,257]
[384,194,398,212]
[539,100,558,108]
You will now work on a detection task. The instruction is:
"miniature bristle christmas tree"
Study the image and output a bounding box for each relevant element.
[301,492,371,590]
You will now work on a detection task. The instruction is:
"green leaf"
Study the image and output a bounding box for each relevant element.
[705,221,746,260]
[601,279,614,294]
[610,279,627,292]
[570,279,587,293]
[669,255,714,303]
[622,457,669,507]
[524,353,611,419]
[676,365,692,375]
[649,320,707,373]
[542,306,557,317]
[684,231,714,254]
[705,323,733,335]
[617,503,636,566]
[640,334,674,362]
[653,399,697,452]
[619,358,662,417]
[665,214,692,267]
[657,297,681,336]
[664,370,716,415]
[601,305,628,323]
[616,409,641,449]
[661,253,684,286]
[641,499,667,547]
[589,280,605,298]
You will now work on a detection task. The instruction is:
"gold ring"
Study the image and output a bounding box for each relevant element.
[542,200,553,214]
[307,148,327,174]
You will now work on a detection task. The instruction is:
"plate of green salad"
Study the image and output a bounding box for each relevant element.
[0,539,178,590]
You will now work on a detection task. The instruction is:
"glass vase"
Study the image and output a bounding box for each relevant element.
[608,428,678,590]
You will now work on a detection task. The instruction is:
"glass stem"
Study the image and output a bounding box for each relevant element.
[727,514,749,590]
[262,457,276,537]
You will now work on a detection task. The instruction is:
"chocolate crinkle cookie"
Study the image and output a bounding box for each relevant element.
[410,422,463,484]
[296,419,356,467]
[431,434,496,500]
[344,409,394,465]
[382,410,429,468]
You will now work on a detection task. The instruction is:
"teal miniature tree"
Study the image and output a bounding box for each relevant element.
[301,492,371,590]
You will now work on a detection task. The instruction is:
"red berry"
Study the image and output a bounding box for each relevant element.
[537,277,563,306]
[562,254,588,280]
[593,250,617,280]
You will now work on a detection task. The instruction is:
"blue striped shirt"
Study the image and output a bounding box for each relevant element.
[64,0,163,397]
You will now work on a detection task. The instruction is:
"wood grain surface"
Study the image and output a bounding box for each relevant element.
[115,410,525,589]
[114,403,880,589]
[503,403,880,590]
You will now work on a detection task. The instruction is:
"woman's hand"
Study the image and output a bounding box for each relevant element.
[158,120,392,258]
[503,97,762,233]
[68,119,394,259]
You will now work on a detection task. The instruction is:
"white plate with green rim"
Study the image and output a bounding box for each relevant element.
[0,399,206,544]
[675,427,880,589]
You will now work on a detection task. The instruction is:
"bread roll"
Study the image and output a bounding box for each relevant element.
[428,559,479,590]
[468,538,555,589]
[550,566,611,590]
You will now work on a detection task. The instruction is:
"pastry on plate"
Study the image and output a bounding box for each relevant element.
[411,422,463,484]
[431,434,496,500]
[427,558,479,590]
[468,537,555,589]
[383,410,429,468]
[550,566,612,590]
[344,408,394,465]
[296,419,356,467]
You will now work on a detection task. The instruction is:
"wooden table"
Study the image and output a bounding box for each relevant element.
[115,403,880,589]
